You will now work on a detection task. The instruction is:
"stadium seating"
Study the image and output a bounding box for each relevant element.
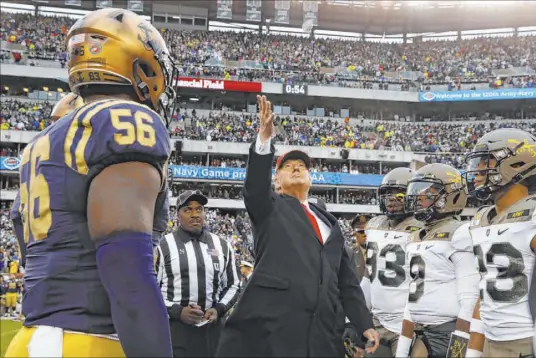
[2,98,535,168]
[1,12,536,90]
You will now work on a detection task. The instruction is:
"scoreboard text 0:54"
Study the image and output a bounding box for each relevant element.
[283,83,308,95]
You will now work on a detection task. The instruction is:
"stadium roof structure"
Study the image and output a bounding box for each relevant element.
[178,0,536,35]
[17,0,536,36]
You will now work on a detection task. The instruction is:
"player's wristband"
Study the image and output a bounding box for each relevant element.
[466,348,483,358]
[395,335,412,357]
[452,330,470,339]
[469,318,485,334]
[97,231,172,357]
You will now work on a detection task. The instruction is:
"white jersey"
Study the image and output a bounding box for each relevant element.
[469,195,536,341]
[406,219,473,325]
[365,216,423,334]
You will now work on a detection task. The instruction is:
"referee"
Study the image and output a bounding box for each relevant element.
[156,190,240,358]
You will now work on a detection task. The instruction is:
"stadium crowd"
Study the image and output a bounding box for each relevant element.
[0,10,532,277]
[2,98,535,171]
[2,12,536,88]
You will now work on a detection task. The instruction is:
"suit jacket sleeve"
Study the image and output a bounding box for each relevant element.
[344,244,360,283]
[243,136,275,228]
[339,240,374,337]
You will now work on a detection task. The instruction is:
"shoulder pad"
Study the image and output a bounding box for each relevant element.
[409,228,426,243]
[395,216,424,233]
[424,218,467,242]
[469,205,496,229]
[365,215,390,231]
[64,99,171,184]
[499,194,536,224]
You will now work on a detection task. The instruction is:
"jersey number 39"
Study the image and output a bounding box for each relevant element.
[366,242,406,287]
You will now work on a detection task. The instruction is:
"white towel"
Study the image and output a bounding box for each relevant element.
[28,326,63,357]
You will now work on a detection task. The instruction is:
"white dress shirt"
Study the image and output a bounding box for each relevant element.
[254,134,331,243]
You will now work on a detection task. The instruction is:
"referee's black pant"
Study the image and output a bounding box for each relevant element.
[170,319,222,358]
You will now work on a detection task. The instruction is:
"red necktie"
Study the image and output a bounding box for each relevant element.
[302,204,323,244]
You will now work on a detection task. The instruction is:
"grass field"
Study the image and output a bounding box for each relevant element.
[1,320,22,357]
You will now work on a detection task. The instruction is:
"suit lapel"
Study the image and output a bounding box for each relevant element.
[309,205,332,228]
[309,203,339,244]
[282,195,323,246]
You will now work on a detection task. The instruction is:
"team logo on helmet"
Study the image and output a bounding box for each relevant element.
[89,42,102,55]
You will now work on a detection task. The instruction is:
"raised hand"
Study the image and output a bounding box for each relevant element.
[257,95,275,143]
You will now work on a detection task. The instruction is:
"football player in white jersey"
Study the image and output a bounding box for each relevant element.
[464,128,536,358]
[395,164,480,358]
[360,168,423,357]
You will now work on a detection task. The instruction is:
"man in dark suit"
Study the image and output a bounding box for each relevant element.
[216,96,379,358]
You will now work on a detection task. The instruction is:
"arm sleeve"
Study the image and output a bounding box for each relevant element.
[9,193,21,221]
[153,189,170,242]
[70,100,171,185]
[451,250,480,322]
[158,240,183,320]
[243,135,275,228]
[216,238,241,316]
[339,236,374,337]
[360,276,372,310]
[447,223,479,322]
[255,135,272,155]
[155,245,164,284]
[10,192,26,268]
[345,244,361,282]
[447,222,473,257]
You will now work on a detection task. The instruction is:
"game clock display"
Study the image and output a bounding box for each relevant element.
[283,83,308,95]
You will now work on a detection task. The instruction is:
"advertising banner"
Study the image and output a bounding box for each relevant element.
[419,88,536,102]
[174,77,262,92]
[0,158,383,187]
[170,166,384,187]
[0,157,21,171]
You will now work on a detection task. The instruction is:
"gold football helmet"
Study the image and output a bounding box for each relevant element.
[66,8,178,123]
[464,128,536,200]
[405,163,467,222]
[378,167,415,218]
[50,93,84,121]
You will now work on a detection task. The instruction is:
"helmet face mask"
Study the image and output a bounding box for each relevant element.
[405,179,445,222]
[378,167,415,218]
[463,129,536,201]
[464,150,505,200]
[150,45,179,125]
[405,164,466,223]
[378,185,407,217]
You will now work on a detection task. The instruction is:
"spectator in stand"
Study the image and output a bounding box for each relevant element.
[2,97,535,157]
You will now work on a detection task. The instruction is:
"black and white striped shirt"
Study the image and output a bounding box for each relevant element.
[156,228,240,313]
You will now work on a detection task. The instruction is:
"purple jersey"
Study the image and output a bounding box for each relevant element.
[18,99,170,334]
